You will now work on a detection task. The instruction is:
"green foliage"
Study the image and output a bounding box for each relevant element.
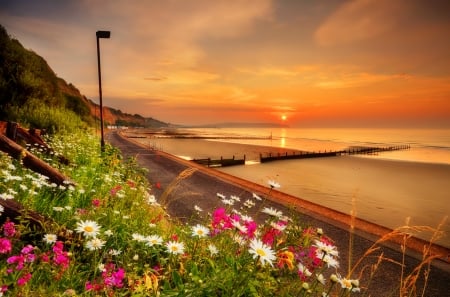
[4,98,86,133]
[0,25,60,111]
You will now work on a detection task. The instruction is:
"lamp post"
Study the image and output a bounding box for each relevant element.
[96,30,110,151]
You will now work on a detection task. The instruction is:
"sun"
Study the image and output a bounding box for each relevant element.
[281,114,287,121]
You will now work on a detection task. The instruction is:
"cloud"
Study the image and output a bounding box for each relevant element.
[314,0,404,46]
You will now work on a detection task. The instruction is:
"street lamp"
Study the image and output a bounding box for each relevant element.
[96,30,111,151]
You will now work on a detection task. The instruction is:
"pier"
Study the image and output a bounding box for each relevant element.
[192,155,246,167]
[260,145,411,163]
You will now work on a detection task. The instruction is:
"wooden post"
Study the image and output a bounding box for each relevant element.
[6,122,18,141]
[0,134,72,185]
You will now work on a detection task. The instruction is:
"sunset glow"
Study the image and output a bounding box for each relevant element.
[1,0,449,127]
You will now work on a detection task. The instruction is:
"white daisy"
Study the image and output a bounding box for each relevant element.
[85,237,106,251]
[165,241,185,255]
[208,244,219,256]
[298,262,312,277]
[268,180,281,189]
[252,193,262,201]
[313,240,339,257]
[230,195,241,202]
[132,233,146,242]
[261,207,283,218]
[191,224,210,238]
[232,221,248,233]
[248,238,276,267]
[104,229,113,236]
[145,235,163,246]
[43,233,57,244]
[75,220,101,238]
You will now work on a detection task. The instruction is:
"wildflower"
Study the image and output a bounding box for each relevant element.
[52,241,70,270]
[248,238,276,267]
[133,254,139,261]
[165,241,185,255]
[132,233,146,242]
[230,195,241,202]
[0,205,4,215]
[76,220,101,238]
[268,180,281,189]
[317,273,326,285]
[232,220,248,233]
[262,206,283,218]
[277,250,295,270]
[17,273,32,286]
[98,263,106,272]
[53,206,65,212]
[298,262,312,279]
[107,249,121,256]
[86,238,106,251]
[330,274,339,283]
[244,199,255,208]
[191,224,210,238]
[92,199,101,207]
[146,194,158,205]
[271,220,288,231]
[103,266,125,288]
[0,193,14,200]
[221,198,234,205]
[243,220,258,239]
[104,230,113,236]
[322,254,339,268]
[3,221,16,237]
[43,233,57,244]
[252,192,262,201]
[313,240,339,258]
[216,193,226,199]
[208,244,219,256]
[194,205,203,212]
[145,235,163,247]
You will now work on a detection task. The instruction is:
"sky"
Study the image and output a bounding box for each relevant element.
[1,0,450,127]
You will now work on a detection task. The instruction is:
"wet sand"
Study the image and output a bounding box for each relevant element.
[128,134,450,248]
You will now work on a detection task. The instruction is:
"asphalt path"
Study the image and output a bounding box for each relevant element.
[106,131,449,296]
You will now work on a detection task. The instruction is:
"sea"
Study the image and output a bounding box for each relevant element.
[181,127,450,165]
[163,127,450,247]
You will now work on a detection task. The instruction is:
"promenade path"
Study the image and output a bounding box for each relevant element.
[106,131,449,296]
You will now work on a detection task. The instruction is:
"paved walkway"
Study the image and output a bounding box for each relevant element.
[107,131,449,296]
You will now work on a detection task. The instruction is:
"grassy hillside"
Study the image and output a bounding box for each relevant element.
[0,24,168,132]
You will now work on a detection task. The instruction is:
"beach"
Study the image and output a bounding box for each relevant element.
[127,133,450,248]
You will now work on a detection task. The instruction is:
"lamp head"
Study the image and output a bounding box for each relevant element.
[96,31,111,38]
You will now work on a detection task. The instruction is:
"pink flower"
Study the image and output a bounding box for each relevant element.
[3,222,16,237]
[244,220,258,239]
[211,208,234,233]
[52,241,70,270]
[92,199,101,207]
[0,238,12,254]
[17,272,32,286]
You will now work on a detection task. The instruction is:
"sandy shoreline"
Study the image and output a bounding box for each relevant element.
[126,132,450,248]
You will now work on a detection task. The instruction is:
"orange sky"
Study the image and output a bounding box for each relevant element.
[1,0,450,127]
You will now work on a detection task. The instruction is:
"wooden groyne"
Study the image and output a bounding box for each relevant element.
[260,145,410,163]
[192,155,246,167]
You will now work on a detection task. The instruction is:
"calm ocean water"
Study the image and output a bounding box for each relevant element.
[183,127,450,165]
[173,127,450,247]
